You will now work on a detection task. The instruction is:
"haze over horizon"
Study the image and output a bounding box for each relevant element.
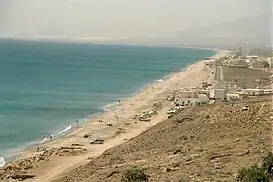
[0,0,271,47]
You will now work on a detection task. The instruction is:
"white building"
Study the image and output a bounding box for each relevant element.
[210,89,227,101]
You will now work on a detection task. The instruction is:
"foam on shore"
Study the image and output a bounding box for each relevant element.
[40,124,74,144]
[155,79,164,82]
[0,157,5,168]
[102,100,124,112]
[60,125,72,134]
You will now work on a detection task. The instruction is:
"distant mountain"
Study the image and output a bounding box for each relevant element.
[6,13,271,50]
[171,13,272,49]
[107,13,272,49]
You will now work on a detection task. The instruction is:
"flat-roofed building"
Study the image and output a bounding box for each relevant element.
[179,90,198,98]
[210,89,227,101]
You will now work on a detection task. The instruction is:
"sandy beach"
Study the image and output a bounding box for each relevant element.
[0,51,228,182]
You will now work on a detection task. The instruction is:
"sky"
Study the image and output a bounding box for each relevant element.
[0,0,270,41]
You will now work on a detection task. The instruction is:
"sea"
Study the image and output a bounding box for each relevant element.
[0,39,215,163]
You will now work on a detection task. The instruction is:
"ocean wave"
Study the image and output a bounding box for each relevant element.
[0,157,5,168]
[155,79,164,82]
[102,107,111,112]
[40,137,48,143]
[102,101,122,112]
[39,116,89,144]
[39,125,72,144]
[60,125,72,134]
[82,117,89,122]
[103,102,119,108]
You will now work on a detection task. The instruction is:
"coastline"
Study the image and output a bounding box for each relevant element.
[3,47,216,161]
[37,50,217,147]
[0,50,226,182]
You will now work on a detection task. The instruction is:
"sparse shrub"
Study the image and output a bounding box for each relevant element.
[237,165,269,182]
[261,152,273,174]
[121,167,148,182]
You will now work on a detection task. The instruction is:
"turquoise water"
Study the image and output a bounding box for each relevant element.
[0,39,215,159]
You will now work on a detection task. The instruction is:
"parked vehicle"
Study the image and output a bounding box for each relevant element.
[90,138,104,144]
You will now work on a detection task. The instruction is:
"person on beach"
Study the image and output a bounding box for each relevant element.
[76,120,79,128]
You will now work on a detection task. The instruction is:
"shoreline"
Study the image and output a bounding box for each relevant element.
[0,50,225,182]
[0,64,178,162]
[39,52,214,143]
[1,49,215,162]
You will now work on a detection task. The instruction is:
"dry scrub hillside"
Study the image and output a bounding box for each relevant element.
[54,97,272,182]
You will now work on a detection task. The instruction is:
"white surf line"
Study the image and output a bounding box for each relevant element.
[0,157,5,168]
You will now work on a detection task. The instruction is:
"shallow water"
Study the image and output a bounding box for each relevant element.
[0,39,215,159]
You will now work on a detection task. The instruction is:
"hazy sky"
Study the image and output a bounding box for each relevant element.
[0,0,270,39]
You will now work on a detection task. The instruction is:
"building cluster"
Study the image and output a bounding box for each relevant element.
[167,86,273,118]
[224,56,272,69]
[205,55,273,69]
[209,88,273,101]
[167,49,273,118]
[173,87,272,103]
[208,47,273,69]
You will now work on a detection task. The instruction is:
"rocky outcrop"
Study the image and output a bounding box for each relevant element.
[0,145,87,181]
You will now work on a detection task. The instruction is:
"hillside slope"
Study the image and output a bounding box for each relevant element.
[54,97,271,182]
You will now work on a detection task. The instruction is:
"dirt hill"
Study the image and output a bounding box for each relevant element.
[54,97,272,182]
